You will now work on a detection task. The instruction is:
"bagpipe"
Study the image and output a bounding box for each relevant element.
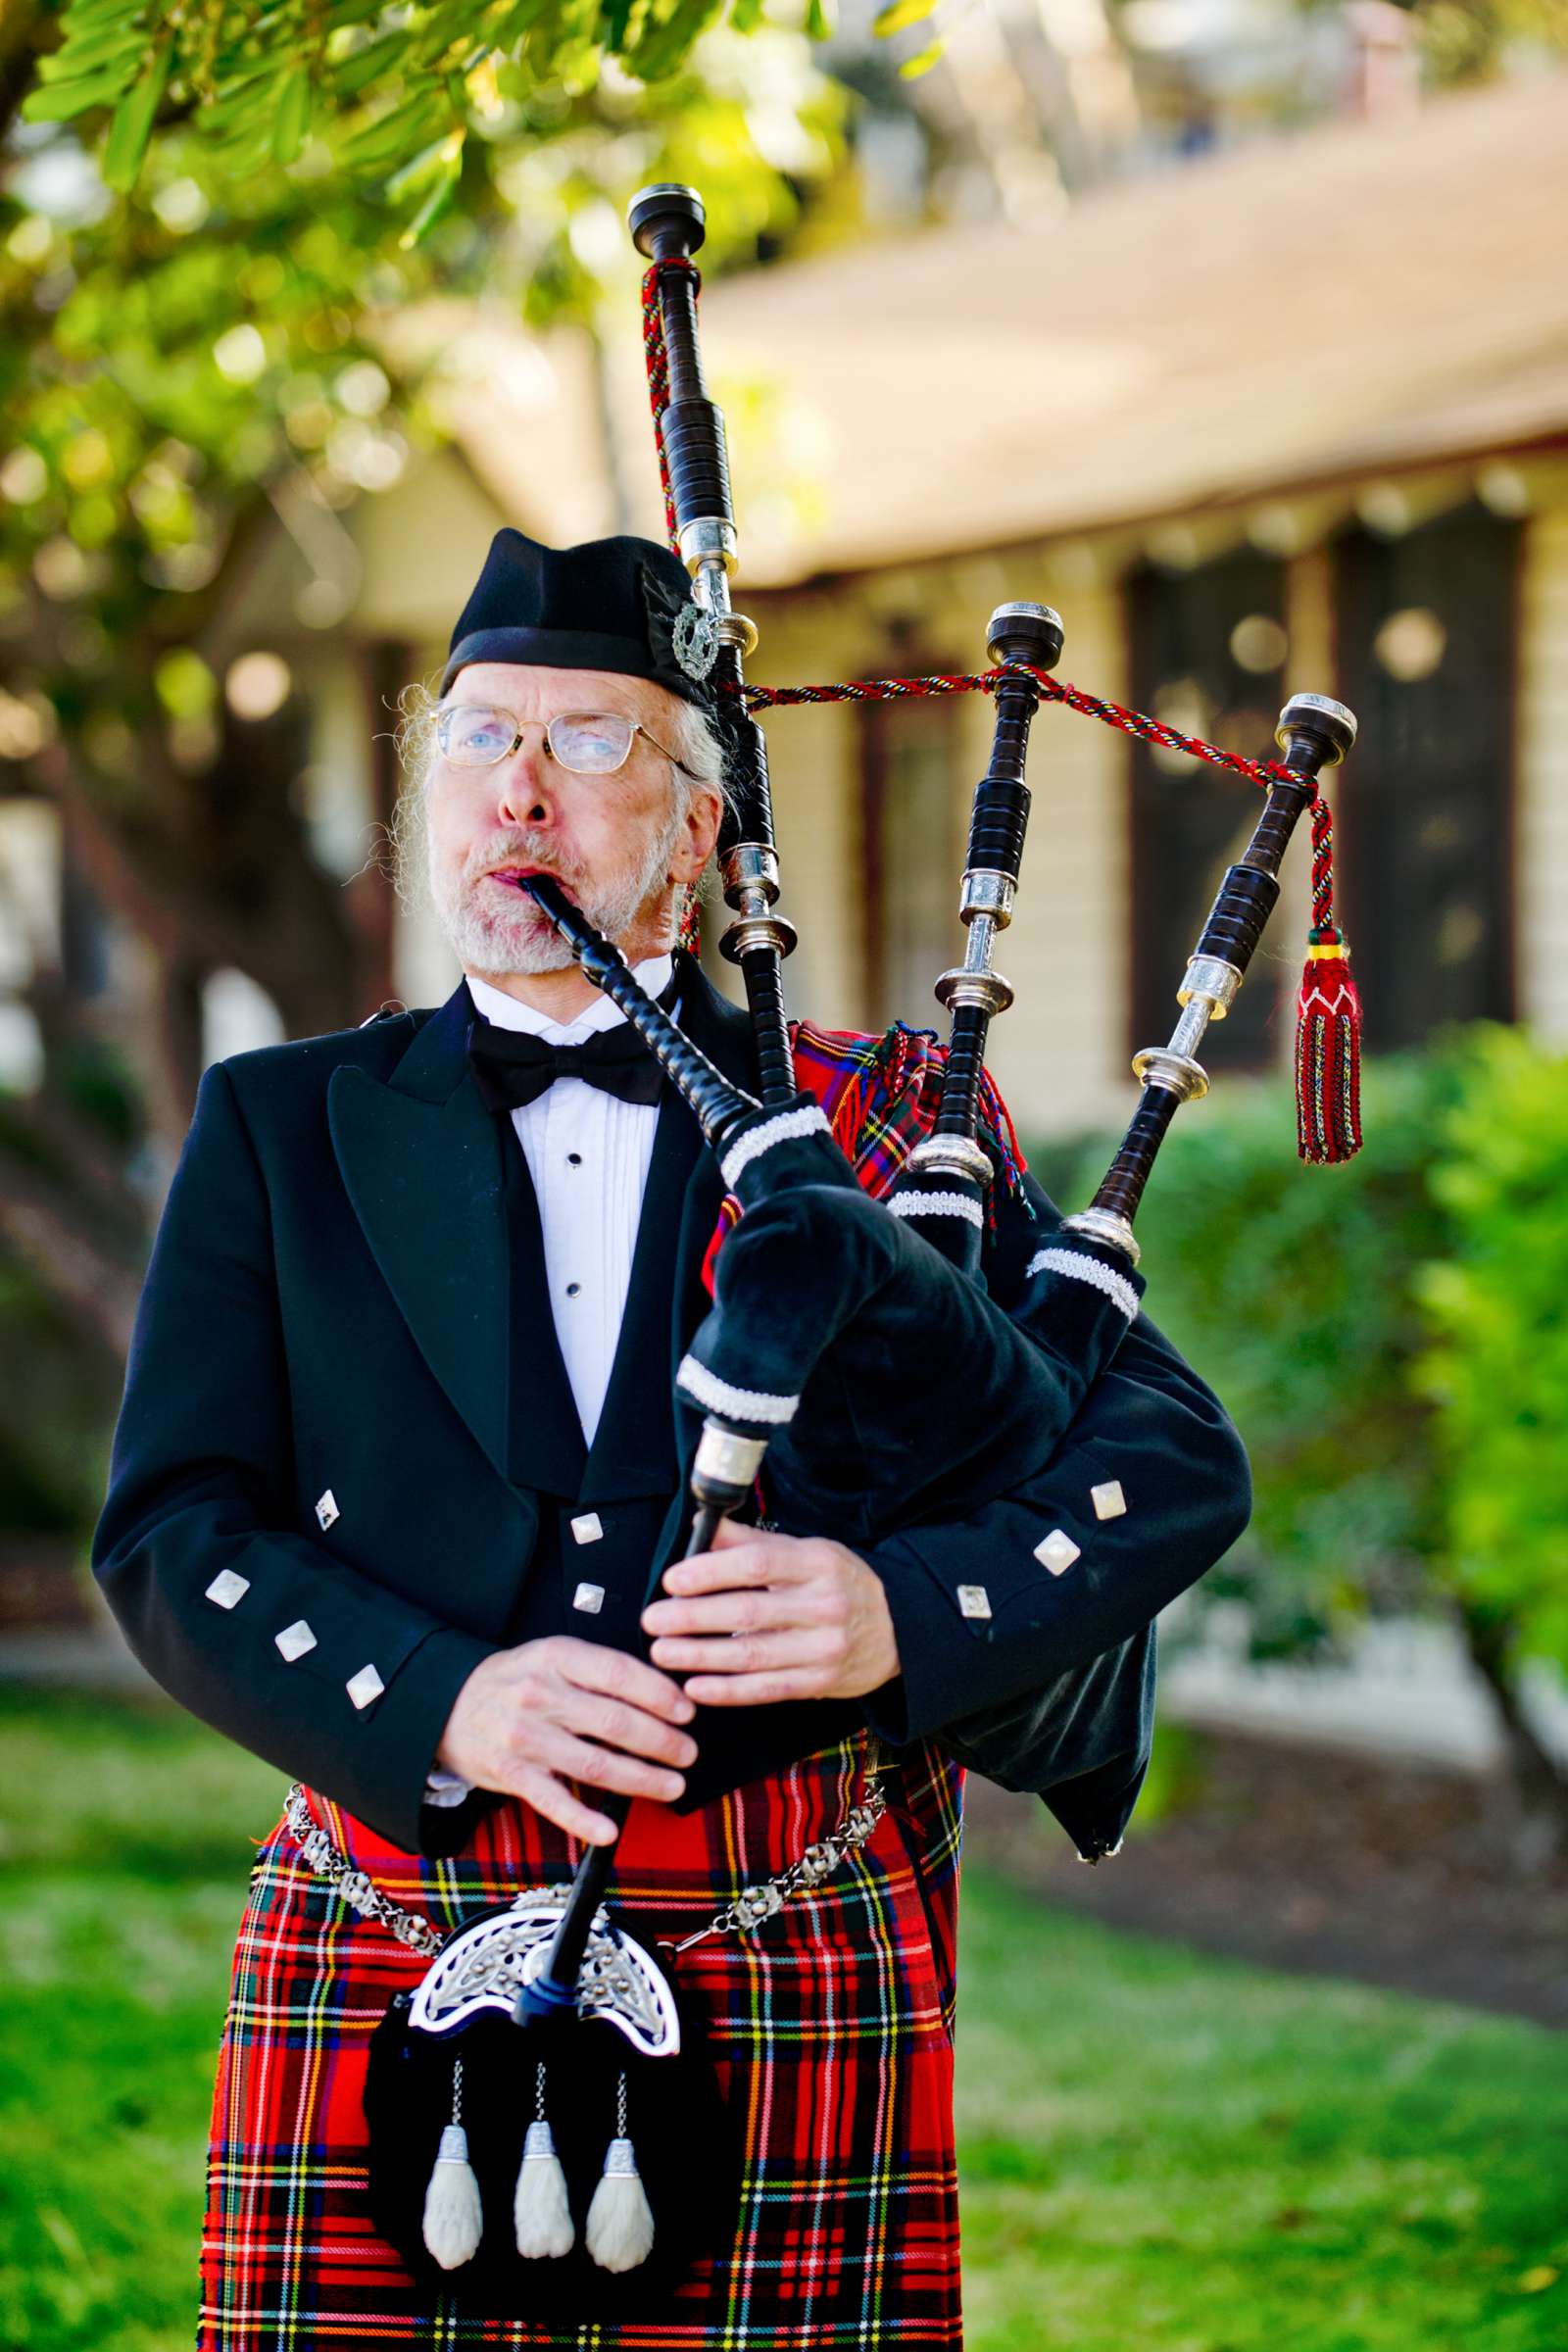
[370,180,1364,2306]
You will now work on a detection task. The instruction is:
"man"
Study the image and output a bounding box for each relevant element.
[93,528,1250,2349]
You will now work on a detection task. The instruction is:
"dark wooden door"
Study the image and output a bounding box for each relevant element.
[1129,553,1291,1074]
[1335,504,1517,1048]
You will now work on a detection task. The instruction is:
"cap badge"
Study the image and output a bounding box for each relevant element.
[672,598,719,683]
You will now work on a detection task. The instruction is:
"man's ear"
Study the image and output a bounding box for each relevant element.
[671,784,722,882]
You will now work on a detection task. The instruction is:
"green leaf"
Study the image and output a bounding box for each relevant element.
[328,30,407,99]
[805,0,834,35]
[873,0,938,32]
[60,0,147,26]
[897,34,945,74]
[384,128,465,202]
[271,65,312,164]
[397,162,462,249]
[36,34,147,83]
[730,0,764,27]
[102,41,172,191]
[22,72,128,122]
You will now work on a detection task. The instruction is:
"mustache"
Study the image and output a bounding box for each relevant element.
[463,836,580,888]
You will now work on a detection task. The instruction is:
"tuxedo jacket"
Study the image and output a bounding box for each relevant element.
[91,956,1251,1857]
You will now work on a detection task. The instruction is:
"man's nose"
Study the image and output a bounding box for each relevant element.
[494,729,553,825]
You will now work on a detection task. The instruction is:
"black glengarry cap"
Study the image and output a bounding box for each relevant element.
[440,528,716,712]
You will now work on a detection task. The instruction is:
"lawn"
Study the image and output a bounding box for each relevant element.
[0,1689,1563,2351]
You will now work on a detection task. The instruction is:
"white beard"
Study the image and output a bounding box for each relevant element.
[429,800,685,979]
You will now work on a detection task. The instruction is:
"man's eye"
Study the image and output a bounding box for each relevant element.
[448,714,512,755]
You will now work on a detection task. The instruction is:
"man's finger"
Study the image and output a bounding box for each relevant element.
[644,1586,831,1638]
[662,1542,797,1594]
[556,1640,695,1723]
[678,1671,823,1707]
[648,1626,838,1676]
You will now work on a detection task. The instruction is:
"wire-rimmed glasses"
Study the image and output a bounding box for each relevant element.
[435,704,697,780]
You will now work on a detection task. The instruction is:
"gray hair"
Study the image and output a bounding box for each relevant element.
[384,674,731,921]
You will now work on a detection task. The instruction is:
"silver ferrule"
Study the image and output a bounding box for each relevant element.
[1167,997,1217,1061]
[1176,955,1243,1017]
[681,519,738,575]
[1277,691,1357,758]
[603,2137,640,2178]
[722,842,781,905]
[959,869,1016,926]
[692,554,759,653]
[1130,1046,1209,1102]
[906,1133,993,1185]
[1061,1206,1141,1267]
[933,965,1013,1015]
[719,910,799,963]
[963,912,997,970]
[695,1422,768,1492]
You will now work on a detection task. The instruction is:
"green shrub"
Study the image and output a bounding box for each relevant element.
[1024,1038,1477,1660]
[1412,1023,1568,1673]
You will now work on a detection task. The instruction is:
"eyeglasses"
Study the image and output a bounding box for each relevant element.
[435,704,696,780]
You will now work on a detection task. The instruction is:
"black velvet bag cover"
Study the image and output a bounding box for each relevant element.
[678,1096,1145,1549]
[364,1951,742,2321]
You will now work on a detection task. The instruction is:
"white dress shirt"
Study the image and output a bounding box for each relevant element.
[424,954,675,1809]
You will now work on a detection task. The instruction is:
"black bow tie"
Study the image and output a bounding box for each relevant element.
[466,986,676,1113]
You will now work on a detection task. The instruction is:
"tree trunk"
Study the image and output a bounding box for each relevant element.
[1452,1595,1568,1866]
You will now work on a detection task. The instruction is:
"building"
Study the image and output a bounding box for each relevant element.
[8,68,1564,1147]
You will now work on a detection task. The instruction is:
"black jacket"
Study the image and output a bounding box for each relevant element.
[91,957,1251,1856]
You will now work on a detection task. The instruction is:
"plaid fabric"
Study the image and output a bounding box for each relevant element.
[201,1728,965,2349]
[791,1018,1026,1219]
[700,1020,1029,1294]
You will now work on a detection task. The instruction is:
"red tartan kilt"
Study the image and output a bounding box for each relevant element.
[201,1727,966,2349]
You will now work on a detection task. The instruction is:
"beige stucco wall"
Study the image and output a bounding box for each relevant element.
[1516,496,1568,1042]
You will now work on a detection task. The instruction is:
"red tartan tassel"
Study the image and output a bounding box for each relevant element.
[676,885,702,957]
[1295,927,1363,1163]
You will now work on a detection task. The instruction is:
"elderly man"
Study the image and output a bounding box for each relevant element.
[93,528,1250,2350]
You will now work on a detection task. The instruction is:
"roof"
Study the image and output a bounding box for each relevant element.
[446,71,1568,586]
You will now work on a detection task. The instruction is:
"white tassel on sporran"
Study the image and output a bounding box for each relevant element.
[585,2070,656,2273]
[421,2054,483,2270]
[514,2059,574,2258]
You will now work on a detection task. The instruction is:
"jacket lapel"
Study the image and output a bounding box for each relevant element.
[327,977,531,1493]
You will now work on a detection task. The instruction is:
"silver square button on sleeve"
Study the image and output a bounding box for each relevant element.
[1091,1480,1128,1521]
[275,1618,318,1662]
[315,1490,340,1530]
[205,1569,250,1609]
[572,1583,606,1614]
[956,1585,993,1620]
[346,1663,385,1710]
[1033,1529,1082,1577]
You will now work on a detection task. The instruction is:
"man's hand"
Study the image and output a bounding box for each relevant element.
[435,1638,699,1845]
[640,1519,901,1706]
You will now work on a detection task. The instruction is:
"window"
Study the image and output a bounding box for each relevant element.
[1334,503,1516,1047]
[858,672,962,1033]
[1128,552,1291,1074]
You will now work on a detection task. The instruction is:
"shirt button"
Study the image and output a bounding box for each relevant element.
[567,1152,583,1166]
[565,1281,581,1298]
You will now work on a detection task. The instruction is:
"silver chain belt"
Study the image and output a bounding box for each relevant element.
[279,1747,893,1966]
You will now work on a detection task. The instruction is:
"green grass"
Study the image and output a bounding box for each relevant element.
[1,1689,1565,2351]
